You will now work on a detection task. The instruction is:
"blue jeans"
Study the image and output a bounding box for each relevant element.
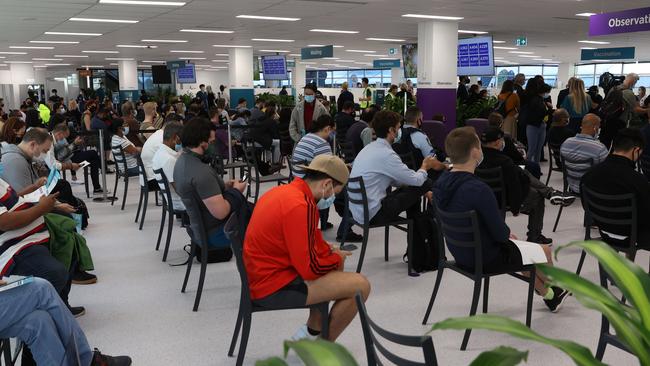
[526,124,547,163]
[0,278,92,366]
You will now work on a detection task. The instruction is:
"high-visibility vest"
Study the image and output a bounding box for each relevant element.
[359,87,373,109]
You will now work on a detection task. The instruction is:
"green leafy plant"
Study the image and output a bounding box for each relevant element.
[456,96,498,127]
[383,95,416,116]
[432,241,650,366]
[256,339,359,366]
[256,92,295,109]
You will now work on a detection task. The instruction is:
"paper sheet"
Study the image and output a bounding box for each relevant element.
[510,240,548,265]
[22,186,48,203]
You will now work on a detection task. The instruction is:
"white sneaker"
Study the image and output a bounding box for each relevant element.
[291,324,318,341]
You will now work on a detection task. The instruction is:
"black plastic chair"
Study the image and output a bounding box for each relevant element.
[111,144,138,210]
[0,338,22,365]
[475,166,507,219]
[594,263,632,361]
[223,213,329,366]
[134,155,160,230]
[339,141,357,164]
[545,142,563,185]
[62,166,91,198]
[553,154,593,232]
[242,144,289,204]
[339,176,415,276]
[421,205,536,351]
[356,293,438,366]
[153,168,186,262]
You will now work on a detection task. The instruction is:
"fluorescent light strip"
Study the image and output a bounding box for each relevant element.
[366,37,405,42]
[141,39,187,43]
[347,50,375,53]
[493,40,506,44]
[300,62,316,65]
[580,47,597,50]
[109,63,118,65]
[30,40,79,44]
[310,29,358,34]
[170,50,204,53]
[402,14,464,20]
[33,65,47,68]
[0,64,8,66]
[322,63,339,66]
[45,31,102,36]
[82,50,120,54]
[289,53,301,56]
[322,57,339,60]
[364,54,387,57]
[518,55,539,58]
[213,45,251,48]
[174,57,206,60]
[215,53,228,56]
[251,38,294,42]
[81,65,105,68]
[458,30,488,34]
[576,12,596,17]
[44,63,71,66]
[105,57,135,60]
[0,51,27,55]
[141,60,165,63]
[211,60,229,63]
[137,65,152,67]
[258,49,289,53]
[5,61,33,64]
[116,44,158,48]
[578,40,610,45]
[509,51,534,54]
[54,55,88,58]
[337,60,356,62]
[69,17,138,24]
[308,44,344,48]
[9,46,54,50]
[494,46,517,50]
[99,0,186,5]
[32,58,63,61]
[236,15,300,21]
[195,64,212,67]
[180,29,234,34]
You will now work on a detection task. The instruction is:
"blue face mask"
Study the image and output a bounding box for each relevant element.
[0,163,4,176]
[123,126,130,135]
[175,144,183,152]
[56,139,67,146]
[316,183,336,210]
[304,95,315,103]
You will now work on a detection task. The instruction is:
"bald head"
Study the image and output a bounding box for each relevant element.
[624,73,639,88]
[581,113,601,136]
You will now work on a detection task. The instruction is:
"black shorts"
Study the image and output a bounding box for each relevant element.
[253,277,308,309]
[483,241,524,273]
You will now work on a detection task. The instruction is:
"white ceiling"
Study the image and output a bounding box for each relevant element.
[0,0,649,71]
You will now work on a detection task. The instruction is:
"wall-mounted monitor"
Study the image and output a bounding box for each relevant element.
[151,65,172,84]
[261,55,288,80]
[457,36,495,76]
[176,63,196,84]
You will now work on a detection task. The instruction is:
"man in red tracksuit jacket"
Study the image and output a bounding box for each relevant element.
[243,155,371,341]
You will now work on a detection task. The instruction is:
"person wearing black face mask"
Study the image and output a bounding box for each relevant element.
[395,107,443,172]
[334,101,356,148]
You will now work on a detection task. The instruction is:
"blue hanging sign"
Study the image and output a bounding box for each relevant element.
[581,47,636,60]
[301,45,334,60]
[372,59,401,68]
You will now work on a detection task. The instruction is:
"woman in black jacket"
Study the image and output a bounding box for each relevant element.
[519,78,549,163]
[248,101,281,164]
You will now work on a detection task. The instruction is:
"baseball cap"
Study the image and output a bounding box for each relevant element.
[298,155,349,185]
[480,126,505,143]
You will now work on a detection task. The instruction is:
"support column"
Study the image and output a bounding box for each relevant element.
[391,67,405,86]
[415,20,458,130]
[292,60,306,102]
[118,59,139,103]
[557,62,575,90]
[229,48,254,109]
[9,63,37,109]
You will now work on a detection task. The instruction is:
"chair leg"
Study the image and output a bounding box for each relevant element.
[111,174,119,206]
[228,294,244,357]
[193,246,208,311]
[139,190,149,230]
[235,313,252,366]
[384,226,389,262]
[525,268,535,327]
[461,280,482,351]
[575,250,587,275]
[319,303,329,340]
[406,222,416,276]
[155,191,159,206]
[155,207,167,251]
[135,189,144,222]
[595,334,607,361]
[545,157,552,186]
[84,168,90,198]
[482,277,490,314]
[552,204,564,232]
[120,177,129,210]
[162,211,174,262]
[253,180,260,204]
[355,226,370,273]
[422,267,444,324]
[181,242,195,293]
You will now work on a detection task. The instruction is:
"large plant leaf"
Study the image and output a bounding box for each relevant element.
[431,314,606,366]
[469,346,529,366]
[283,339,359,366]
[255,357,289,366]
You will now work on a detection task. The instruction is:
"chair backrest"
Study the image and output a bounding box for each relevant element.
[153,168,174,212]
[560,154,594,193]
[465,118,489,136]
[340,141,357,164]
[136,154,149,187]
[242,142,260,179]
[475,166,507,217]
[345,176,369,225]
[224,213,253,311]
[183,190,211,251]
[285,154,295,182]
[421,120,447,153]
[355,293,438,366]
[111,144,128,177]
[581,185,637,253]
[638,154,650,180]
[434,205,484,275]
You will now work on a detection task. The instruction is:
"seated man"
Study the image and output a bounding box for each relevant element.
[560,113,608,193]
[345,108,377,157]
[110,119,141,176]
[349,110,444,226]
[581,128,650,254]
[0,277,130,366]
[334,101,356,147]
[141,117,165,191]
[174,118,247,253]
[152,121,185,211]
[394,107,446,179]
[486,112,541,179]
[50,122,103,194]
[244,154,371,341]
[479,126,571,244]
[433,127,568,312]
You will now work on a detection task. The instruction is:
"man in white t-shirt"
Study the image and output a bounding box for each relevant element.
[152,122,185,211]
[140,126,164,190]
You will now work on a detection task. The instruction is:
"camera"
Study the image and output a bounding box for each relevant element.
[598,72,625,95]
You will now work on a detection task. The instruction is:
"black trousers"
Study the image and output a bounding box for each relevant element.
[370,180,432,226]
[8,245,71,304]
[71,150,101,190]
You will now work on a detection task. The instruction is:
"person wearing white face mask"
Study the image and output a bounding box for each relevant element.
[289,84,329,142]
[110,119,141,176]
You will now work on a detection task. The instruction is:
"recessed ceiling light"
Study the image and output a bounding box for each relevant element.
[211,60,229,63]
[81,65,105,68]
[212,45,251,48]
[195,64,212,67]
[337,60,356,62]
[259,49,290,53]
[30,40,80,44]
[214,53,229,56]
[69,17,138,23]
[44,63,72,66]
[401,14,464,20]
[180,29,234,34]
[322,57,339,60]
[378,57,398,60]
[109,63,118,65]
[492,40,506,44]
[55,55,89,58]
[458,30,488,34]
[578,40,610,44]
[0,51,28,55]
[310,29,358,34]
[251,38,295,42]
[576,12,596,17]
[83,50,120,54]
[518,55,539,58]
[141,39,187,43]
[175,57,206,60]
[364,54,388,57]
[45,31,102,36]
[347,50,375,53]
[170,50,204,53]
[5,61,33,64]
[366,37,406,42]
[116,44,158,48]
[300,62,316,65]
[105,57,135,60]
[322,63,339,66]
[288,53,301,56]
[236,15,300,21]
[99,0,186,5]
[509,51,534,54]
[307,44,343,48]
[494,46,517,50]
[137,65,152,67]
[32,58,63,61]
[33,65,47,68]
[0,64,8,66]
[580,47,597,50]
[141,60,165,63]
[9,46,54,49]
[333,45,344,48]
[533,58,552,61]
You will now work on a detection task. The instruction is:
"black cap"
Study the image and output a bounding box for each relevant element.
[481,126,505,143]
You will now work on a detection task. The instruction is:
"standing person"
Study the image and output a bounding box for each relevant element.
[513,73,526,96]
[279,86,288,96]
[337,82,354,113]
[385,85,398,103]
[65,100,81,127]
[206,85,216,109]
[561,78,592,133]
[196,84,209,112]
[139,89,148,104]
[556,77,575,109]
[457,76,470,103]
[618,73,649,129]
[498,80,520,139]
[289,84,329,143]
[396,83,414,101]
[216,98,231,125]
[587,85,603,112]
[358,77,373,109]
[219,84,230,107]
[519,79,548,163]
[638,86,647,104]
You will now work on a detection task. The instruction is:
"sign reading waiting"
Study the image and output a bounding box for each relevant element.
[301,45,334,60]
[581,47,636,61]
[589,7,650,36]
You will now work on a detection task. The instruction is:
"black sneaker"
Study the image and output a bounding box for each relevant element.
[527,235,553,245]
[93,188,104,194]
[544,286,569,313]
[549,191,576,206]
[72,271,97,285]
[321,222,334,231]
[91,348,132,366]
[336,231,363,243]
[69,306,86,318]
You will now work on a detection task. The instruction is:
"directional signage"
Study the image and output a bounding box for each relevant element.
[373,59,401,68]
[581,47,636,61]
[515,36,527,46]
[286,59,296,68]
[167,60,186,70]
[388,48,398,55]
[589,7,650,36]
[301,45,334,60]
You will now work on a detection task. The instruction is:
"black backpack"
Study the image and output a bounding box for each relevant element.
[405,209,441,273]
[392,127,424,170]
[493,92,513,118]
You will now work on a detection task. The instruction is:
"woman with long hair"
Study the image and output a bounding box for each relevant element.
[0,117,26,144]
[498,79,521,139]
[561,78,592,133]
[519,78,549,162]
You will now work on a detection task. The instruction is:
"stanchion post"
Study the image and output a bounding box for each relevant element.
[98,129,108,201]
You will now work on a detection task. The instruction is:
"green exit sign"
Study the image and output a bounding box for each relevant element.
[389,48,398,55]
[515,37,528,46]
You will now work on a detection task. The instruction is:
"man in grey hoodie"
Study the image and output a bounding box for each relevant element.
[289,84,329,142]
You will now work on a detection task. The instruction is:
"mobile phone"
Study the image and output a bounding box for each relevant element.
[241,174,249,183]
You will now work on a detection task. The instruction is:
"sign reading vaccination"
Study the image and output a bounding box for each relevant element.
[589,7,650,36]
[581,47,636,61]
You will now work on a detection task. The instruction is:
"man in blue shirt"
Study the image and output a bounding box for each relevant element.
[560,114,609,193]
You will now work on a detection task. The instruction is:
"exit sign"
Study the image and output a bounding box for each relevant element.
[515,36,528,46]
[388,48,398,55]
